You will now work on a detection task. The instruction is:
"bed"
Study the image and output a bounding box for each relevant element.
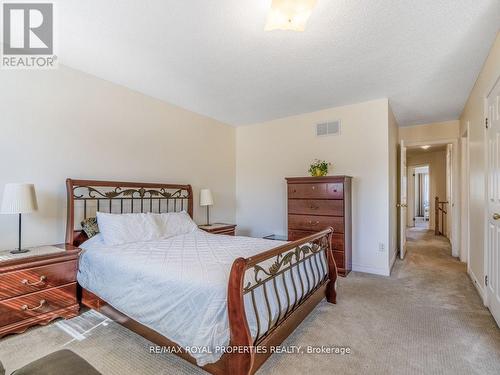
[66,179,337,375]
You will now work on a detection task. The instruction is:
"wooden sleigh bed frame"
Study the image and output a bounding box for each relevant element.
[66,179,337,375]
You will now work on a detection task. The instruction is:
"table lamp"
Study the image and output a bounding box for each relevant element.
[200,189,213,225]
[1,183,38,254]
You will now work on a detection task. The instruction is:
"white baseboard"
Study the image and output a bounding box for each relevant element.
[468,268,487,305]
[352,263,390,276]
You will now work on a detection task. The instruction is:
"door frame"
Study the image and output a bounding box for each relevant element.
[461,124,470,266]
[483,73,500,308]
[399,140,408,259]
[407,164,430,229]
[404,138,460,257]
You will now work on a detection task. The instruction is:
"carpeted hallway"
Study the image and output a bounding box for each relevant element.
[1,229,499,374]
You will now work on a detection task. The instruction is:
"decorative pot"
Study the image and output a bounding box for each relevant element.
[312,168,326,177]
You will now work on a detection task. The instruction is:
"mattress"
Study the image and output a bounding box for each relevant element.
[77,230,326,365]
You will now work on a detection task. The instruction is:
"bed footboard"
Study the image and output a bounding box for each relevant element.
[227,228,336,375]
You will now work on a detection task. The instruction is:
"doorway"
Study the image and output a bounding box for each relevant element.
[411,165,430,230]
[399,139,460,258]
[406,144,448,235]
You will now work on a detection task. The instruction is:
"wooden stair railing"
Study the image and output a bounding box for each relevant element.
[435,196,448,236]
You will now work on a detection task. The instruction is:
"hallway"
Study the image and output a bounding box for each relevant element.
[388,227,500,372]
[397,227,478,310]
[413,217,430,229]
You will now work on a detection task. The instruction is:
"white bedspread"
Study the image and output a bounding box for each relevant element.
[78,230,326,365]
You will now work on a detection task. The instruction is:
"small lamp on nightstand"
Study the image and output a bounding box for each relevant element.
[1,183,38,254]
[200,189,213,226]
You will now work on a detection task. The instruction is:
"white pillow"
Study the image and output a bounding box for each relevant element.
[148,211,198,238]
[96,212,161,246]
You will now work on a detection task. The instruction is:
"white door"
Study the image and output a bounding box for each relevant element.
[400,140,408,259]
[486,78,500,326]
[407,167,415,228]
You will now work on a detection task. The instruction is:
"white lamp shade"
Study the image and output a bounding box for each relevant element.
[1,183,38,214]
[200,189,214,206]
[265,0,318,31]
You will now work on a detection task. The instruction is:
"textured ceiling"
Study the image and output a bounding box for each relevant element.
[54,0,500,126]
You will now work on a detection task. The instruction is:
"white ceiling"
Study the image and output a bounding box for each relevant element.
[54,0,500,126]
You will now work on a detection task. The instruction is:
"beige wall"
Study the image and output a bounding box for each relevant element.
[406,150,447,231]
[236,99,393,275]
[399,120,459,143]
[0,65,236,251]
[460,32,500,295]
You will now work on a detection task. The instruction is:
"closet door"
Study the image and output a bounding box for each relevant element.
[486,79,500,326]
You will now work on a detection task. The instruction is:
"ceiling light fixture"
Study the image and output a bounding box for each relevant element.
[421,145,431,150]
[265,0,318,32]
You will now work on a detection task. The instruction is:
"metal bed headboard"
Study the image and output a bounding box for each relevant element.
[65,179,193,246]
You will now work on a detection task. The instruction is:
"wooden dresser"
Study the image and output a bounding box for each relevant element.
[0,244,80,338]
[286,176,352,276]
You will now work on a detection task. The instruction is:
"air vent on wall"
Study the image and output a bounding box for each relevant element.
[316,120,341,137]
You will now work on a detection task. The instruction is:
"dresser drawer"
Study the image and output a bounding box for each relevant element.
[288,230,316,241]
[0,260,77,301]
[331,234,344,251]
[0,284,77,327]
[288,183,343,199]
[288,231,345,269]
[288,215,344,233]
[288,199,343,216]
[326,183,344,199]
[333,251,345,269]
[288,231,344,250]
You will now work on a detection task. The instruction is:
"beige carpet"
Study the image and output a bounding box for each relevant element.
[1,229,499,374]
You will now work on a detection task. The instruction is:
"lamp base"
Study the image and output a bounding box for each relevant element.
[10,248,30,254]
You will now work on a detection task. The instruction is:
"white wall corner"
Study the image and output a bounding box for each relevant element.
[389,249,398,274]
[468,268,487,306]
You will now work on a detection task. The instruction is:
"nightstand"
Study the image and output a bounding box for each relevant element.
[198,223,236,236]
[0,244,81,338]
[263,234,288,241]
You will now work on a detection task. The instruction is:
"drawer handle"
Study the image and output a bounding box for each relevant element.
[309,220,320,226]
[21,275,47,286]
[21,299,46,312]
[310,205,319,210]
[311,186,315,190]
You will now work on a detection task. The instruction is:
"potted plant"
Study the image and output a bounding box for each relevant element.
[308,159,331,177]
